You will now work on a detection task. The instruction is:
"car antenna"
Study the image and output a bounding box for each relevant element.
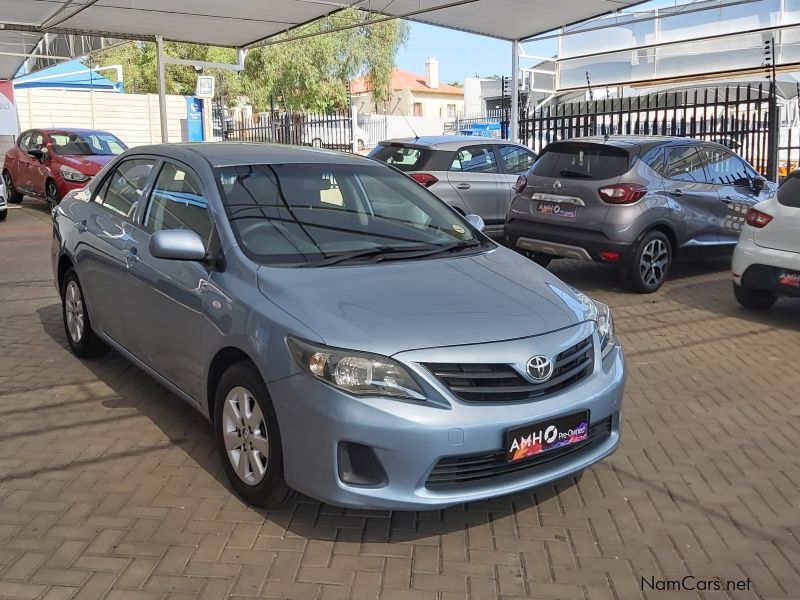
[392,98,420,141]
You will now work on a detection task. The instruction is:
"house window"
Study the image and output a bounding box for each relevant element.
[447,104,456,118]
[412,102,423,117]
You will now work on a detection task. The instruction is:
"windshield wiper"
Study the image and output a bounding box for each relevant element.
[559,169,592,178]
[299,240,482,267]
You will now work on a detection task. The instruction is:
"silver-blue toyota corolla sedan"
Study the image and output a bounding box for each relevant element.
[51,143,625,510]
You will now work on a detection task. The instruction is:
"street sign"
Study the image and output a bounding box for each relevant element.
[195,75,215,99]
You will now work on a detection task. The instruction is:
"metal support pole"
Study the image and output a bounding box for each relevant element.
[511,40,520,143]
[156,36,168,143]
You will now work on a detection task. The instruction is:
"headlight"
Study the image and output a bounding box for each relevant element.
[287,337,425,400]
[571,289,617,357]
[59,165,90,182]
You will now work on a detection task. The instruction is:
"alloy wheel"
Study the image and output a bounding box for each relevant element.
[64,280,85,343]
[639,238,669,287]
[46,181,58,211]
[222,386,270,485]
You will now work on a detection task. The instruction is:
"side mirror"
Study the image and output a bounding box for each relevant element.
[149,229,207,261]
[465,213,485,232]
[28,149,45,161]
[752,176,767,193]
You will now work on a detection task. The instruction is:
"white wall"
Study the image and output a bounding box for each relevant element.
[360,114,448,142]
[12,89,212,148]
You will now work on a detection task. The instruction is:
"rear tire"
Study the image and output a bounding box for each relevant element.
[3,171,23,204]
[214,362,295,508]
[734,283,776,310]
[46,179,60,213]
[61,268,107,358]
[529,252,554,268]
[623,231,672,293]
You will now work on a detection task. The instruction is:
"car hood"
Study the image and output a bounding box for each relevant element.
[256,248,591,356]
[58,154,115,175]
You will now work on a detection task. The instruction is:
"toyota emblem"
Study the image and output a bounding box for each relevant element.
[526,355,554,383]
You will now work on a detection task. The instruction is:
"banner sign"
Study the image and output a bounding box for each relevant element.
[0,80,20,137]
[186,96,204,142]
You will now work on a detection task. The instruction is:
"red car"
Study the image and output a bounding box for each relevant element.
[3,128,127,210]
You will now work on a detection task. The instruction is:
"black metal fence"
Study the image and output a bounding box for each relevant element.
[217,109,355,151]
[519,85,798,180]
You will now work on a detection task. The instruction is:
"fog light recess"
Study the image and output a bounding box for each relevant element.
[337,442,388,487]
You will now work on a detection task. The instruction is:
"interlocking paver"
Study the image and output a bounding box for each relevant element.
[2,200,799,600]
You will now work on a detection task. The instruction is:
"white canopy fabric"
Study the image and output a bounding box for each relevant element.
[1,0,643,79]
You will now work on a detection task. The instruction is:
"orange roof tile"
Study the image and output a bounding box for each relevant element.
[351,68,463,96]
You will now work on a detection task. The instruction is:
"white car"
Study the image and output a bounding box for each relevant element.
[732,173,800,309]
[0,178,7,221]
[303,121,369,151]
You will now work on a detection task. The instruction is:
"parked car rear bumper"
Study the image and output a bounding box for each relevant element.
[504,218,634,263]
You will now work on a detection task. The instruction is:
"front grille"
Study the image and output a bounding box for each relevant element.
[423,336,594,403]
[425,416,613,490]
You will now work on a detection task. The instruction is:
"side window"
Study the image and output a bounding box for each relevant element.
[17,132,31,152]
[144,163,212,245]
[28,132,45,152]
[498,145,537,174]
[449,146,499,174]
[94,159,155,218]
[703,148,751,185]
[664,146,706,182]
[646,148,665,176]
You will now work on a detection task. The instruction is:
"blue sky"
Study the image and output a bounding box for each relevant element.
[394,0,676,83]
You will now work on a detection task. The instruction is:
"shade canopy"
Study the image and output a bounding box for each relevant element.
[13,59,120,91]
[1,0,644,79]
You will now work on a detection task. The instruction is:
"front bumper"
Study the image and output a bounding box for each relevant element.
[504,218,633,263]
[55,178,90,200]
[268,323,625,510]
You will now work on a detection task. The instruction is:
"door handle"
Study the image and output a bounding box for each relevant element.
[76,220,88,233]
[455,183,471,190]
[668,189,684,197]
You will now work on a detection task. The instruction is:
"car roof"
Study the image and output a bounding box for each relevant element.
[379,136,521,150]
[123,142,375,168]
[555,135,726,152]
[26,127,113,136]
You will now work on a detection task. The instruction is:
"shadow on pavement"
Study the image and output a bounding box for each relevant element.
[36,302,580,542]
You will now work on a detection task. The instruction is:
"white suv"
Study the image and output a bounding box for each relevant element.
[732,172,800,309]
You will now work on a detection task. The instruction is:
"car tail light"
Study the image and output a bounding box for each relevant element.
[598,183,647,204]
[514,175,528,193]
[745,207,773,228]
[599,251,621,262]
[410,173,439,188]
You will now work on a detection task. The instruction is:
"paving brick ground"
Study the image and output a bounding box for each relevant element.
[1,199,799,600]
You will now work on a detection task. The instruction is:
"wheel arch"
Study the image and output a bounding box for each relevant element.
[639,222,678,259]
[57,254,74,294]
[206,347,261,421]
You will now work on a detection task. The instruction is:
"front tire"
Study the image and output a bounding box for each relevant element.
[3,170,23,204]
[214,362,295,507]
[0,210,6,221]
[623,231,672,293]
[61,268,107,358]
[734,283,776,310]
[46,180,60,213]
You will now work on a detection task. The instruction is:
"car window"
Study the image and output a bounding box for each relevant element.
[777,172,800,207]
[450,146,498,174]
[28,132,45,152]
[144,163,212,245]
[17,132,31,152]
[703,148,752,185]
[498,145,537,174]
[664,146,706,182]
[50,132,127,156]
[369,145,433,172]
[94,159,156,218]
[531,142,632,180]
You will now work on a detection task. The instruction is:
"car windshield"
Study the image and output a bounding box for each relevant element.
[50,132,127,156]
[215,163,487,267]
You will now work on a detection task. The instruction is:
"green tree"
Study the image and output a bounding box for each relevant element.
[88,10,408,113]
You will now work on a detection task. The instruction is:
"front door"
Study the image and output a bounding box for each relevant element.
[25,131,47,196]
[73,158,157,344]
[123,161,214,401]
[702,147,764,244]
[497,144,538,215]
[662,145,721,246]
[445,144,506,229]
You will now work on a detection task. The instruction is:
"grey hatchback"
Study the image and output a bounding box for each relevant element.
[52,143,624,510]
[505,136,776,292]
